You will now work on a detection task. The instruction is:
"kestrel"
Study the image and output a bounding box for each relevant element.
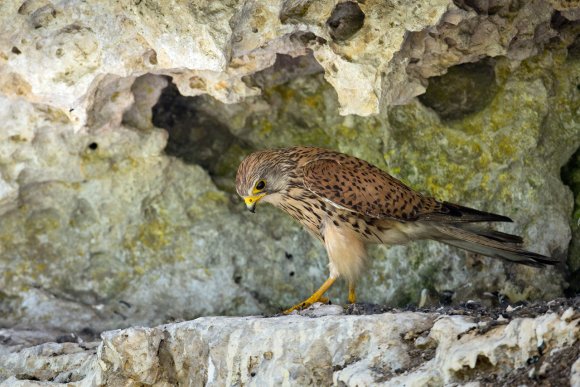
[236,146,557,313]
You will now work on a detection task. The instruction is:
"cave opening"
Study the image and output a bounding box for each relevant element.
[151,79,250,186]
[418,57,498,122]
[148,53,327,190]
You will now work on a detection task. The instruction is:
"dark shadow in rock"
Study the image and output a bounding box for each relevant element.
[560,145,580,296]
[567,31,580,60]
[244,52,324,90]
[327,1,365,41]
[418,57,498,122]
[152,81,251,183]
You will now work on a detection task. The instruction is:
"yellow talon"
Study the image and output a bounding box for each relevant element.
[348,282,356,304]
[283,277,336,314]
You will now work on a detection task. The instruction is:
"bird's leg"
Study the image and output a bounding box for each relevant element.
[348,282,356,304]
[283,276,337,314]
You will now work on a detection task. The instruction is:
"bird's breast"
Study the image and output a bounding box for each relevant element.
[272,189,326,239]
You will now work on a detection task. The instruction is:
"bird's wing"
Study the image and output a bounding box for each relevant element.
[302,157,439,220]
[302,157,512,223]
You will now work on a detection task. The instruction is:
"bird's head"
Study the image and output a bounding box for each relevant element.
[235,149,293,213]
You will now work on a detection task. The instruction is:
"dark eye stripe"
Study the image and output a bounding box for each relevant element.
[256,180,266,190]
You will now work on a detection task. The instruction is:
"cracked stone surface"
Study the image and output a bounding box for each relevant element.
[0,0,579,340]
[0,301,578,386]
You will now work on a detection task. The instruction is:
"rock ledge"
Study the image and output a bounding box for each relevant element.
[1,300,578,386]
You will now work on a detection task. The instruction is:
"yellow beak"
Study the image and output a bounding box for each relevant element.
[244,194,266,213]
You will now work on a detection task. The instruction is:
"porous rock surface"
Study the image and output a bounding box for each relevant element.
[0,0,579,340]
[1,302,579,386]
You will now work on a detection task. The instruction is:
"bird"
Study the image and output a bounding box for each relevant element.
[235,146,557,313]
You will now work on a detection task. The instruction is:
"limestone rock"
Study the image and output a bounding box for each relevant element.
[1,303,578,386]
[0,329,99,384]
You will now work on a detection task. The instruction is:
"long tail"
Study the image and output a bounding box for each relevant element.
[433,224,558,268]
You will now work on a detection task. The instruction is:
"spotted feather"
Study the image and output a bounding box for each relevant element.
[302,157,440,220]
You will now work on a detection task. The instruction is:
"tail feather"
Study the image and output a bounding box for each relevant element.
[459,225,524,244]
[434,224,558,267]
[422,202,513,223]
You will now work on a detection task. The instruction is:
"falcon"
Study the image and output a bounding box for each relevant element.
[235,146,557,313]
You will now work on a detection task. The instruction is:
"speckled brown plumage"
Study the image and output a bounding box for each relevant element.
[302,157,439,220]
[235,146,557,312]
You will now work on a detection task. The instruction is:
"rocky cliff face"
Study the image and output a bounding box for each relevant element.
[0,0,578,342]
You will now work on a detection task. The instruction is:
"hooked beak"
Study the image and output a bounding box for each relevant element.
[244,194,266,213]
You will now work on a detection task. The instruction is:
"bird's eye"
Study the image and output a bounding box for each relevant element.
[255,180,266,191]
